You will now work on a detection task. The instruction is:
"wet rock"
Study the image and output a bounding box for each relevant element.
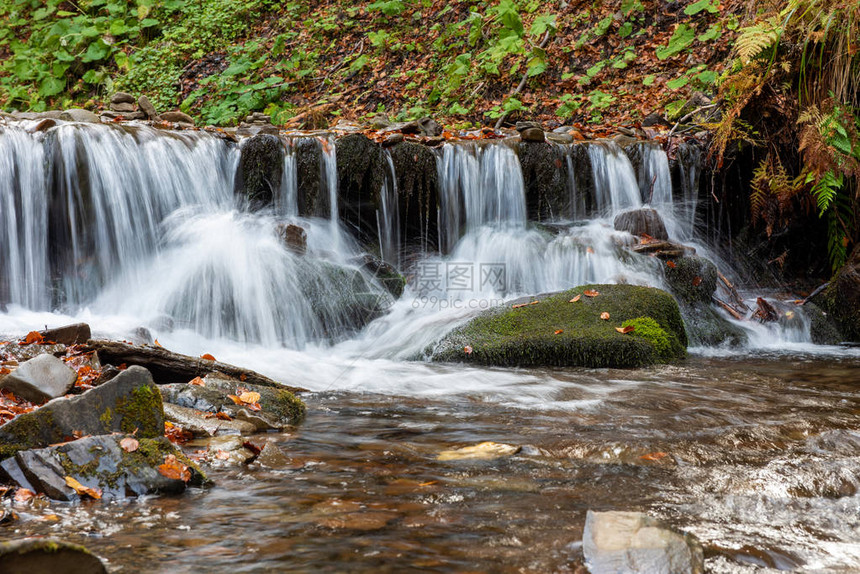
[516,121,546,143]
[128,326,154,345]
[159,111,195,125]
[401,117,442,137]
[235,134,284,209]
[680,303,748,347]
[187,435,257,466]
[27,118,56,133]
[13,110,64,120]
[159,372,305,429]
[642,112,670,127]
[383,132,404,146]
[803,302,843,345]
[237,112,279,136]
[664,256,717,305]
[0,354,76,403]
[0,343,66,363]
[369,114,391,129]
[389,141,439,252]
[0,366,164,459]
[0,538,107,573]
[350,254,405,298]
[254,441,291,467]
[277,223,308,255]
[432,284,687,368]
[59,109,100,123]
[582,510,704,574]
[811,244,860,341]
[40,323,90,345]
[110,92,136,105]
[519,140,569,221]
[295,137,325,216]
[137,95,158,119]
[0,435,206,501]
[109,102,136,113]
[546,132,574,144]
[162,402,257,436]
[631,240,695,259]
[614,208,669,241]
[335,133,386,247]
[99,110,145,121]
[553,126,573,134]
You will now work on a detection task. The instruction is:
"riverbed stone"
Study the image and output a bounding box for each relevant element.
[431,284,687,368]
[137,95,158,119]
[40,322,91,345]
[663,256,718,304]
[159,111,195,125]
[0,538,107,573]
[159,372,305,429]
[162,402,257,436]
[0,366,163,459]
[0,342,66,363]
[0,435,206,501]
[812,244,860,342]
[0,354,77,403]
[110,92,135,105]
[614,208,669,241]
[236,133,284,209]
[59,109,100,123]
[582,510,704,574]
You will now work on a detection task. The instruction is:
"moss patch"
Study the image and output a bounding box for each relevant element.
[431,284,687,368]
[621,317,685,361]
[268,389,307,424]
[115,384,164,438]
[663,256,718,304]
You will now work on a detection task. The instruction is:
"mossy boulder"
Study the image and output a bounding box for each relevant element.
[518,140,569,221]
[680,303,748,347]
[0,434,207,501]
[811,244,860,342]
[430,284,687,368]
[0,366,163,460]
[389,141,439,252]
[663,256,718,304]
[235,134,284,209]
[803,301,843,345]
[0,538,107,573]
[336,133,386,248]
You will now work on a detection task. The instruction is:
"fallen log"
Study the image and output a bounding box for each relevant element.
[83,340,306,393]
[712,296,745,321]
[717,272,749,311]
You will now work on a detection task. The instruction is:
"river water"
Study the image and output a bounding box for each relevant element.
[1,120,859,572]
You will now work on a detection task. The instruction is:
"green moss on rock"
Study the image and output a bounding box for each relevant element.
[663,256,718,304]
[621,317,685,361]
[431,284,687,368]
[116,384,164,438]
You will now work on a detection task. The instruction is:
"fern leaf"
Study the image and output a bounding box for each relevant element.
[735,20,781,63]
[812,170,843,215]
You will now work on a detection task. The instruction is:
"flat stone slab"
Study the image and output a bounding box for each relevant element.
[0,354,77,403]
[0,434,206,501]
[0,366,163,459]
[583,510,704,574]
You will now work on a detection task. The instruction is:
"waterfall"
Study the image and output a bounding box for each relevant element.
[377,152,401,267]
[587,141,642,215]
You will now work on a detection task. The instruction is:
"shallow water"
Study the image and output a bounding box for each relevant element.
[4,352,859,573]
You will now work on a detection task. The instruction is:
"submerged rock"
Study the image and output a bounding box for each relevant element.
[0,366,163,459]
[437,442,520,461]
[350,254,406,298]
[277,223,308,255]
[431,284,687,368]
[812,244,860,342]
[0,354,76,403]
[582,510,704,574]
[0,434,206,501]
[0,538,107,573]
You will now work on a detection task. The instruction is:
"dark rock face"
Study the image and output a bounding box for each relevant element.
[0,435,206,501]
[235,134,284,209]
[389,141,439,253]
[350,254,406,298]
[335,133,386,247]
[813,245,860,342]
[40,322,91,345]
[519,141,569,221]
[0,354,77,403]
[295,137,325,216]
[0,366,164,459]
[614,208,669,240]
[0,538,107,574]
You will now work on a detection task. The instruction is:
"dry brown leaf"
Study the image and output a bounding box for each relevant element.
[200,353,216,361]
[64,476,102,499]
[615,326,635,334]
[569,295,581,303]
[238,391,261,405]
[189,376,205,386]
[157,454,191,482]
[584,290,600,297]
[600,312,610,320]
[120,437,139,453]
[666,260,676,268]
[554,329,564,335]
[529,300,540,305]
[19,331,43,345]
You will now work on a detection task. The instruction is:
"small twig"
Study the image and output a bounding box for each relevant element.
[799,281,829,305]
[494,31,552,130]
[712,295,745,321]
[667,103,719,140]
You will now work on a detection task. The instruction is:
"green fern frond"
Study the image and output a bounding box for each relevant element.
[811,169,844,215]
[735,19,782,63]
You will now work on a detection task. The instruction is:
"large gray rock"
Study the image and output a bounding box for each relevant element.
[583,510,704,574]
[137,95,158,119]
[59,109,100,123]
[0,354,76,403]
[0,435,207,501]
[0,342,65,363]
[159,110,195,125]
[614,208,669,241]
[0,366,163,459]
[0,538,107,573]
[40,322,91,345]
[110,92,136,105]
[163,402,257,436]
[109,102,136,113]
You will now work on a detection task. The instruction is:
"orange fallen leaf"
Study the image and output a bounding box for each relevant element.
[615,326,635,334]
[640,452,668,461]
[189,376,205,386]
[19,331,43,345]
[227,394,243,405]
[569,295,581,303]
[464,345,473,354]
[554,329,564,335]
[64,476,102,499]
[600,312,610,320]
[586,247,594,254]
[153,339,163,348]
[584,290,600,297]
[238,391,261,404]
[200,353,216,361]
[157,454,191,482]
[215,450,231,461]
[120,437,139,453]
[666,260,676,269]
[42,514,60,522]
[529,300,540,305]
[512,303,528,309]
[692,276,702,287]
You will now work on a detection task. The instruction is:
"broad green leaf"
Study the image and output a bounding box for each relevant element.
[667,76,689,89]
[39,76,65,97]
[81,40,110,62]
[656,24,695,60]
[684,0,719,16]
[643,74,656,85]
